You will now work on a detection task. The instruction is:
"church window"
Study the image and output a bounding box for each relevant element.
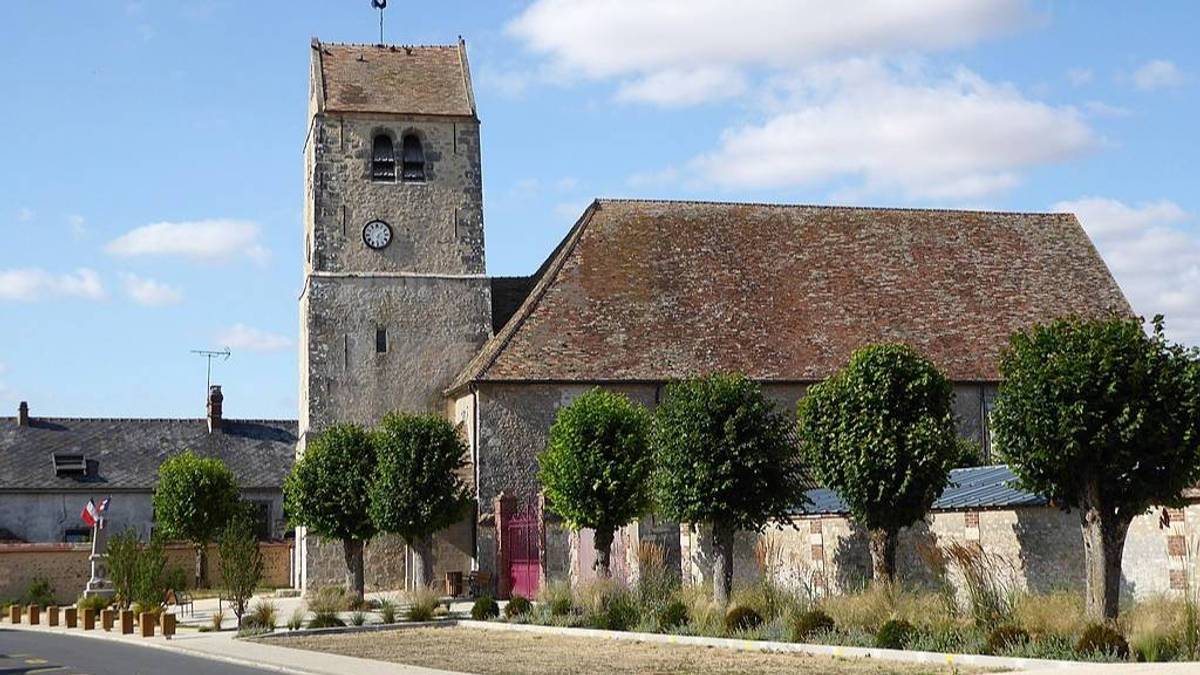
[371,134,396,181]
[375,327,388,353]
[401,133,425,182]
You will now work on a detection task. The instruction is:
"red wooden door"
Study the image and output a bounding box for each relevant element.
[506,508,541,598]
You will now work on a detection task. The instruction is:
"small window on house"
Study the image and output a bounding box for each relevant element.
[371,134,396,181]
[64,528,92,543]
[375,327,388,353]
[401,134,425,181]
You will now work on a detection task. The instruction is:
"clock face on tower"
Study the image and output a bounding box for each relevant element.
[362,220,392,249]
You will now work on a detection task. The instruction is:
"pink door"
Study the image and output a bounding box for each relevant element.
[506,509,541,598]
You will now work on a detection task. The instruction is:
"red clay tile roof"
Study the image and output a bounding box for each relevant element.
[453,199,1130,390]
[313,39,475,117]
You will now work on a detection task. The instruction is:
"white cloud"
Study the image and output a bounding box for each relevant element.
[1131,59,1185,91]
[67,214,87,238]
[508,0,1030,104]
[122,273,183,306]
[16,207,34,223]
[0,268,105,302]
[1066,67,1094,87]
[689,61,1095,200]
[105,219,269,263]
[1055,197,1200,344]
[216,324,293,353]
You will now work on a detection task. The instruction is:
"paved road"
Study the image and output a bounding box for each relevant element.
[0,628,277,675]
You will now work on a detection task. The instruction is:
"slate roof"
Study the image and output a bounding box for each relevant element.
[312,39,476,117]
[0,417,297,491]
[451,199,1130,391]
[795,465,1047,515]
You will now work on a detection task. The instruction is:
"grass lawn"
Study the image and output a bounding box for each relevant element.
[264,626,976,674]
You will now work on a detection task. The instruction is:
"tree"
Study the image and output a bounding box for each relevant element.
[106,528,140,609]
[283,423,377,601]
[368,412,473,589]
[539,388,653,578]
[153,451,240,588]
[992,316,1200,620]
[219,506,264,629]
[796,344,961,584]
[652,374,803,605]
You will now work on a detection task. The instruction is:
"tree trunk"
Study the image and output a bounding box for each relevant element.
[711,521,734,606]
[343,538,365,601]
[868,528,897,584]
[410,537,433,590]
[194,543,209,589]
[1080,482,1132,620]
[593,528,614,578]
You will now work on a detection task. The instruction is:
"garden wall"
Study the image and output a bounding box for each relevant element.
[0,541,292,604]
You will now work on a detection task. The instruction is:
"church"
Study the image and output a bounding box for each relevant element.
[296,38,1154,598]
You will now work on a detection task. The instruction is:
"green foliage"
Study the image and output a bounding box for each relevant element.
[587,586,640,632]
[505,595,533,619]
[657,599,689,630]
[875,618,916,649]
[106,528,140,608]
[653,373,803,534]
[164,566,189,593]
[152,450,240,547]
[242,600,277,631]
[404,586,441,622]
[471,596,499,621]
[305,612,345,629]
[986,624,1030,654]
[218,510,264,628]
[131,535,167,611]
[539,389,653,540]
[1076,623,1130,659]
[538,580,574,617]
[954,438,987,468]
[284,424,377,543]
[75,594,111,613]
[378,597,398,624]
[791,609,835,642]
[797,344,960,535]
[634,542,679,615]
[22,578,54,606]
[724,604,763,633]
[349,610,367,626]
[286,607,305,630]
[368,413,473,545]
[993,316,1200,517]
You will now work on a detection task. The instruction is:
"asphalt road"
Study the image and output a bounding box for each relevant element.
[0,628,276,675]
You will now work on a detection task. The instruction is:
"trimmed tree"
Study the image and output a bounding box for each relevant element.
[283,423,377,601]
[992,316,1200,620]
[652,374,804,606]
[153,450,240,588]
[796,344,961,583]
[219,505,264,629]
[539,388,654,578]
[368,412,473,589]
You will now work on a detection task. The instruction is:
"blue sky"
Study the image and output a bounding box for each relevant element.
[1,1,1198,419]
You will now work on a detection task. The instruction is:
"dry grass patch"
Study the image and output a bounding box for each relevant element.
[266,626,971,675]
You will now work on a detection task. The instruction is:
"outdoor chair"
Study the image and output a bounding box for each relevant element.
[165,588,194,616]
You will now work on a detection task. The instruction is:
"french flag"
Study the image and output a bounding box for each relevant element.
[80,499,100,528]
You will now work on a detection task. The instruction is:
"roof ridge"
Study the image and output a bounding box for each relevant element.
[0,417,297,423]
[594,198,1075,218]
[316,40,459,50]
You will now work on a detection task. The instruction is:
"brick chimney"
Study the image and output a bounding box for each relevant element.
[17,401,29,427]
[207,386,224,433]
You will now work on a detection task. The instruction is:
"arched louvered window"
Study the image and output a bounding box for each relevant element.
[371,134,395,181]
[401,134,425,182]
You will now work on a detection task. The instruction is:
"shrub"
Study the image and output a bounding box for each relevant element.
[307,586,350,614]
[23,578,54,607]
[985,624,1030,654]
[724,605,763,633]
[588,587,640,632]
[634,542,678,614]
[76,594,111,613]
[821,583,953,634]
[791,609,835,642]
[657,599,689,630]
[538,580,574,617]
[286,607,305,631]
[349,610,367,626]
[943,541,1016,627]
[875,618,916,649]
[1076,623,1130,660]
[164,566,189,593]
[505,595,532,619]
[243,600,277,631]
[218,510,263,629]
[1125,594,1187,661]
[306,610,346,629]
[1013,591,1086,640]
[378,597,398,624]
[210,611,225,631]
[471,596,499,621]
[405,585,441,622]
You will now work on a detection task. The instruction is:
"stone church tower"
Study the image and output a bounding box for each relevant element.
[297,39,491,589]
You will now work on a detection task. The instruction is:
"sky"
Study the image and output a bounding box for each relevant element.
[1,0,1198,420]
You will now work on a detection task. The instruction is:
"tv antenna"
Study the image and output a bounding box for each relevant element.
[371,0,387,44]
[191,348,231,393]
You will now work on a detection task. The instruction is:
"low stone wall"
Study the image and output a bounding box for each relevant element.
[681,503,1200,602]
[0,542,292,604]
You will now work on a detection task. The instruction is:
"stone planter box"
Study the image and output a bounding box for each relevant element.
[64,606,77,628]
[162,612,176,638]
[47,606,59,626]
[139,612,156,638]
[82,607,95,630]
[26,605,39,625]
[101,608,115,631]
[119,609,133,634]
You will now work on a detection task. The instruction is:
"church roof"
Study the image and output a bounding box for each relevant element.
[452,199,1130,390]
[312,39,476,117]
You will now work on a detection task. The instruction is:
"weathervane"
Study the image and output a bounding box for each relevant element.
[191,347,231,395]
[372,0,387,44]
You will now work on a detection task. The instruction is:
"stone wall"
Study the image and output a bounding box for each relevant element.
[680,503,1200,603]
[0,542,292,604]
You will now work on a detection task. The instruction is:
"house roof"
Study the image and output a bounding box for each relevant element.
[795,464,1048,515]
[452,199,1130,390]
[312,39,476,117]
[0,417,297,491]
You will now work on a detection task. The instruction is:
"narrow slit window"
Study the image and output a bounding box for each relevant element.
[401,134,425,182]
[371,134,395,181]
[375,327,388,353]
